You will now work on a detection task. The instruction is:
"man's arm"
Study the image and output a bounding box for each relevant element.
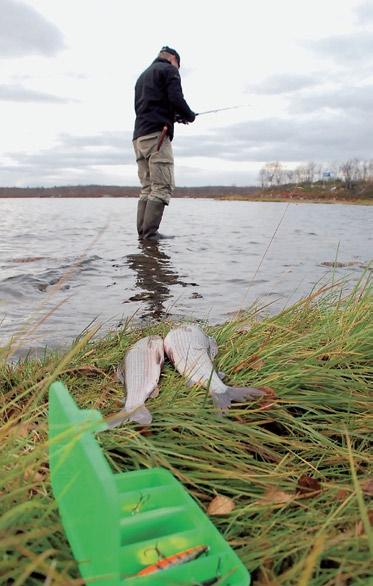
[166,69,195,122]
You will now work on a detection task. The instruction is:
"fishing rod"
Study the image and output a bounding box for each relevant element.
[157,104,250,151]
[196,104,251,116]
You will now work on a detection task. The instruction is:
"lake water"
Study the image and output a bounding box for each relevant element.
[0,197,371,354]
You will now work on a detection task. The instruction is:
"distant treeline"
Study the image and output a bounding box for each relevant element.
[0,185,257,198]
[258,159,373,190]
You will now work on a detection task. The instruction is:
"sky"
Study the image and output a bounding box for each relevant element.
[0,0,372,187]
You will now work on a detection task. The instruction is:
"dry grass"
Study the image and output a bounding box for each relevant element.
[1,277,372,585]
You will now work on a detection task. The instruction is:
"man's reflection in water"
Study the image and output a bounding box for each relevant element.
[126,240,195,320]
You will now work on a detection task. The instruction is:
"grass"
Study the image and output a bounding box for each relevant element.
[0,277,372,585]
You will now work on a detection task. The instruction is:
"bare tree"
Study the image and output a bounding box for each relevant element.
[259,161,283,187]
[294,165,306,184]
[314,163,323,182]
[258,158,372,189]
[285,169,295,184]
[258,167,268,188]
[268,161,284,185]
[368,160,373,183]
[340,158,361,190]
[303,162,317,183]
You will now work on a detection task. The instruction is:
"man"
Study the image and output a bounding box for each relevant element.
[133,46,196,240]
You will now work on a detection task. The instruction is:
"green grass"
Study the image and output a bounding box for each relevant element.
[1,278,372,585]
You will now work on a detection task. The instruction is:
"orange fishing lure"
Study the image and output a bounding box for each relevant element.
[136,544,208,576]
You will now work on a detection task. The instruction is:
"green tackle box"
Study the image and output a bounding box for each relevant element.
[48,381,250,585]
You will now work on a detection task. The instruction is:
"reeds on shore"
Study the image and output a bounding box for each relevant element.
[1,277,372,585]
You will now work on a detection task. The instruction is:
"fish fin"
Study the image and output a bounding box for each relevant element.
[129,404,153,425]
[106,409,128,429]
[211,386,265,410]
[116,366,125,385]
[218,370,226,380]
[208,336,218,359]
[164,343,174,364]
[155,348,164,366]
[150,386,160,398]
[211,392,231,412]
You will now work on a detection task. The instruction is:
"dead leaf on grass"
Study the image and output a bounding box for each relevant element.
[336,488,350,501]
[258,386,277,409]
[296,474,322,498]
[138,427,153,436]
[258,487,293,505]
[207,494,235,515]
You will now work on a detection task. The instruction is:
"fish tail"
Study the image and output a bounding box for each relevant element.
[212,386,265,410]
[129,404,153,425]
[107,404,153,428]
[106,409,129,429]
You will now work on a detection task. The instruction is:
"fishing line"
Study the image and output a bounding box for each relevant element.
[251,201,291,284]
[232,201,291,321]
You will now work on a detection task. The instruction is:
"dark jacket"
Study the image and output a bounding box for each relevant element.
[133,58,195,141]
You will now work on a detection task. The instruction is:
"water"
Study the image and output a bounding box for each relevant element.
[0,197,371,353]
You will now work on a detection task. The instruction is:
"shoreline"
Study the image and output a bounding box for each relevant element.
[1,194,372,205]
[219,195,373,205]
[1,182,372,205]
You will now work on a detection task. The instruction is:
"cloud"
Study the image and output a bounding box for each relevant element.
[59,132,132,150]
[174,111,373,162]
[248,73,321,95]
[291,85,373,115]
[0,0,64,58]
[0,164,133,187]
[2,110,372,187]
[3,131,135,185]
[304,31,373,63]
[355,1,373,24]
[175,165,258,187]
[0,83,72,103]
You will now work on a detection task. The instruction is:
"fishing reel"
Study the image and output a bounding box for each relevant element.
[174,113,190,124]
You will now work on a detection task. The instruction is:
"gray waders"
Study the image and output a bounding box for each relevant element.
[136,199,148,238]
[137,199,165,240]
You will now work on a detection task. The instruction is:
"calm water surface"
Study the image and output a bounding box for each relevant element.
[0,198,371,353]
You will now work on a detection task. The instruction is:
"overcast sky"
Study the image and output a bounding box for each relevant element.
[1,0,372,187]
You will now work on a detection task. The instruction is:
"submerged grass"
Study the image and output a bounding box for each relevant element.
[1,278,372,585]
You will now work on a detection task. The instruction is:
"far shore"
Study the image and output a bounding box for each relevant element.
[1,183,372,204]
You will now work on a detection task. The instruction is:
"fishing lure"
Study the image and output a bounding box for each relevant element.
[136,544,209,576]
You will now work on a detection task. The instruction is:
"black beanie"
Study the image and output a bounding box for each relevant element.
[160,46,181,67]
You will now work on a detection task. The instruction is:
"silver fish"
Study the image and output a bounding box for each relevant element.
[108,335,164,427]
[164,324,264,410]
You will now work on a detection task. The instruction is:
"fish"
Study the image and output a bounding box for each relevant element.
[108,335,164,428]
[164,324,265,410]
[136,544,208,576]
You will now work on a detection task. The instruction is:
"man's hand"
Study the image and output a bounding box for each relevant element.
[174,113,189,124]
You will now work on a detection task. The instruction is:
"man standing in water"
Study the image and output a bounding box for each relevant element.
[133,46,196,240]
